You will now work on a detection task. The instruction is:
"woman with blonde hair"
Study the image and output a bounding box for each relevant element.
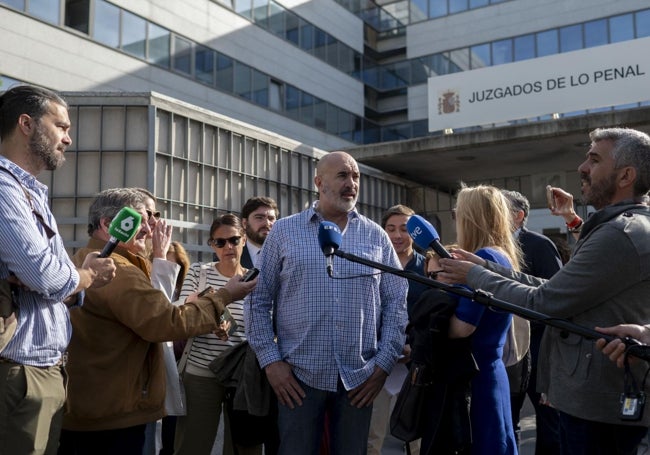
[448,184,522,455]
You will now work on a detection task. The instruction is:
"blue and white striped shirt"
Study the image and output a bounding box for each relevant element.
[245,204,408,392]
[0,156,79,366]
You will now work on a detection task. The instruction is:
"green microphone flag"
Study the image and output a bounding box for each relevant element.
[98,207,143,258]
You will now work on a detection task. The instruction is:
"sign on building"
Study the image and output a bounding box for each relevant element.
[428,36,650,131]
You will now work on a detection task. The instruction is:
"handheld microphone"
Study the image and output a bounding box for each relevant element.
[406,215,453,259]
[99,207,143,258]
[318,221,342,277]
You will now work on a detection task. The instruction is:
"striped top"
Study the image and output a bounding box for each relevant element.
[180,262,246,377]
[0,157,79,366]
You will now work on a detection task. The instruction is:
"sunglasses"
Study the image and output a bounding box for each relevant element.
[427,270,444,279]
[146,209,161,221]
[208,236,242,248]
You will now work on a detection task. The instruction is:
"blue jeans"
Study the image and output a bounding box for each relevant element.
[558,410,647,455]
[277,378,372,455]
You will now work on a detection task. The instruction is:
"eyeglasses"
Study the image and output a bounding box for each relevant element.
[146,209,161,221]
[208,236,242,248]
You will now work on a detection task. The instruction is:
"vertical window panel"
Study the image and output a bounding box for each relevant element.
[536,29,558,57]
[148,23,170,67]
[121,9,146,58]
[29,0,59,23]
[196,45,215,85]
[173,36,192,74]
[559,24,582,52]
[216,53,234,93]
[93,0,120,47]
[514,34,535,61]
[610,14,634,43]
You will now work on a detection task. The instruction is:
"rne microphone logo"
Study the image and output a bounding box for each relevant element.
[409,226,422,240]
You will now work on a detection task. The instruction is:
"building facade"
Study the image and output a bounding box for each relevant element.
[2,0,650,248]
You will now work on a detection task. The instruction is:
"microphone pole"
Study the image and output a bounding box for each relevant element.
[332,248,650,359]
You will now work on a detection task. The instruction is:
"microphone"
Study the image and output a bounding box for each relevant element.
[318,221,342,277]
[406,215,453,259]
[99,207,143,258]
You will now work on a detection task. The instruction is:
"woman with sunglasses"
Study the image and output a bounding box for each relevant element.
[445,184,523,455]
[174,214,261,455]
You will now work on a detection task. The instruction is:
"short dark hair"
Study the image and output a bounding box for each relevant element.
[501,189,530,223]
[241,196,278,220]
[209,213,244,238]
[0,85,68,140]
[380,204,415,229]
[87,188,146,236]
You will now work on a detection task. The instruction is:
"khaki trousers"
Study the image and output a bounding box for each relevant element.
[0,360,66,455]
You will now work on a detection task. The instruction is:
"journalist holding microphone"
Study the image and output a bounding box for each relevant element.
[438,127,650,455]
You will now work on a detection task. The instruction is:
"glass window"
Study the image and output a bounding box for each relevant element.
[285,11,299,45]
[610,14,634,43]
[285,84,299,120]
[65,0,90,34]
[252,0,267,28]
[637,9,650,38]
[300,92,314,126]
[251,68,268,106]
[314,29,329,62]
[268,80,281,111]
[429,0,447,18]
[326,40,339,68]
[492,39,512,65]
[410,0,428,23]
[121,10,146,58]
[195,45,215,85]
[3,0,25,10]
[339,44,355,74]
[216,53,234,92]
[234,0,252,19]
[559,24,582,52]
[93,0,119,48]
[314,98,326,129]
[148,23,170,67]
[234,62,252,100]
[514,34,535,61]
[449,48,469,72]
[172,36,192,74]
[430,53,449,75]
[338,111,355,141]
[268,1,285,38]
[470,0,488,7]
[326,104,338,135]
[300,22,314,52]
[470,43,490,68]
[536,29,558,57]
[411,58,430,84]
[584,19,607,48]
[29,0,59,23]
[449,0,468,14]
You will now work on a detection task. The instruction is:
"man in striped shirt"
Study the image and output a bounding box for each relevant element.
[0,85,116,454]
[246,151,408,455]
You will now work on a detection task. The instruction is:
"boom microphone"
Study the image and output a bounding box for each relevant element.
[99,207,143,258]
[318,221,342,277]
[406,215,452,259]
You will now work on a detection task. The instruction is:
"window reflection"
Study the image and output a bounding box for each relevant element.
[29,0,59,24]
[173,36,192,74]
[122,10,146,58]
[148,23,170,67]
[94,0,119,47]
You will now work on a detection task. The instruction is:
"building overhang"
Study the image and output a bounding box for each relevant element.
[345,106,650,193]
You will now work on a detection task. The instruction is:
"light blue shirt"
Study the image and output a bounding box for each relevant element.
[245,203,408,392]
[0,156,79,366]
